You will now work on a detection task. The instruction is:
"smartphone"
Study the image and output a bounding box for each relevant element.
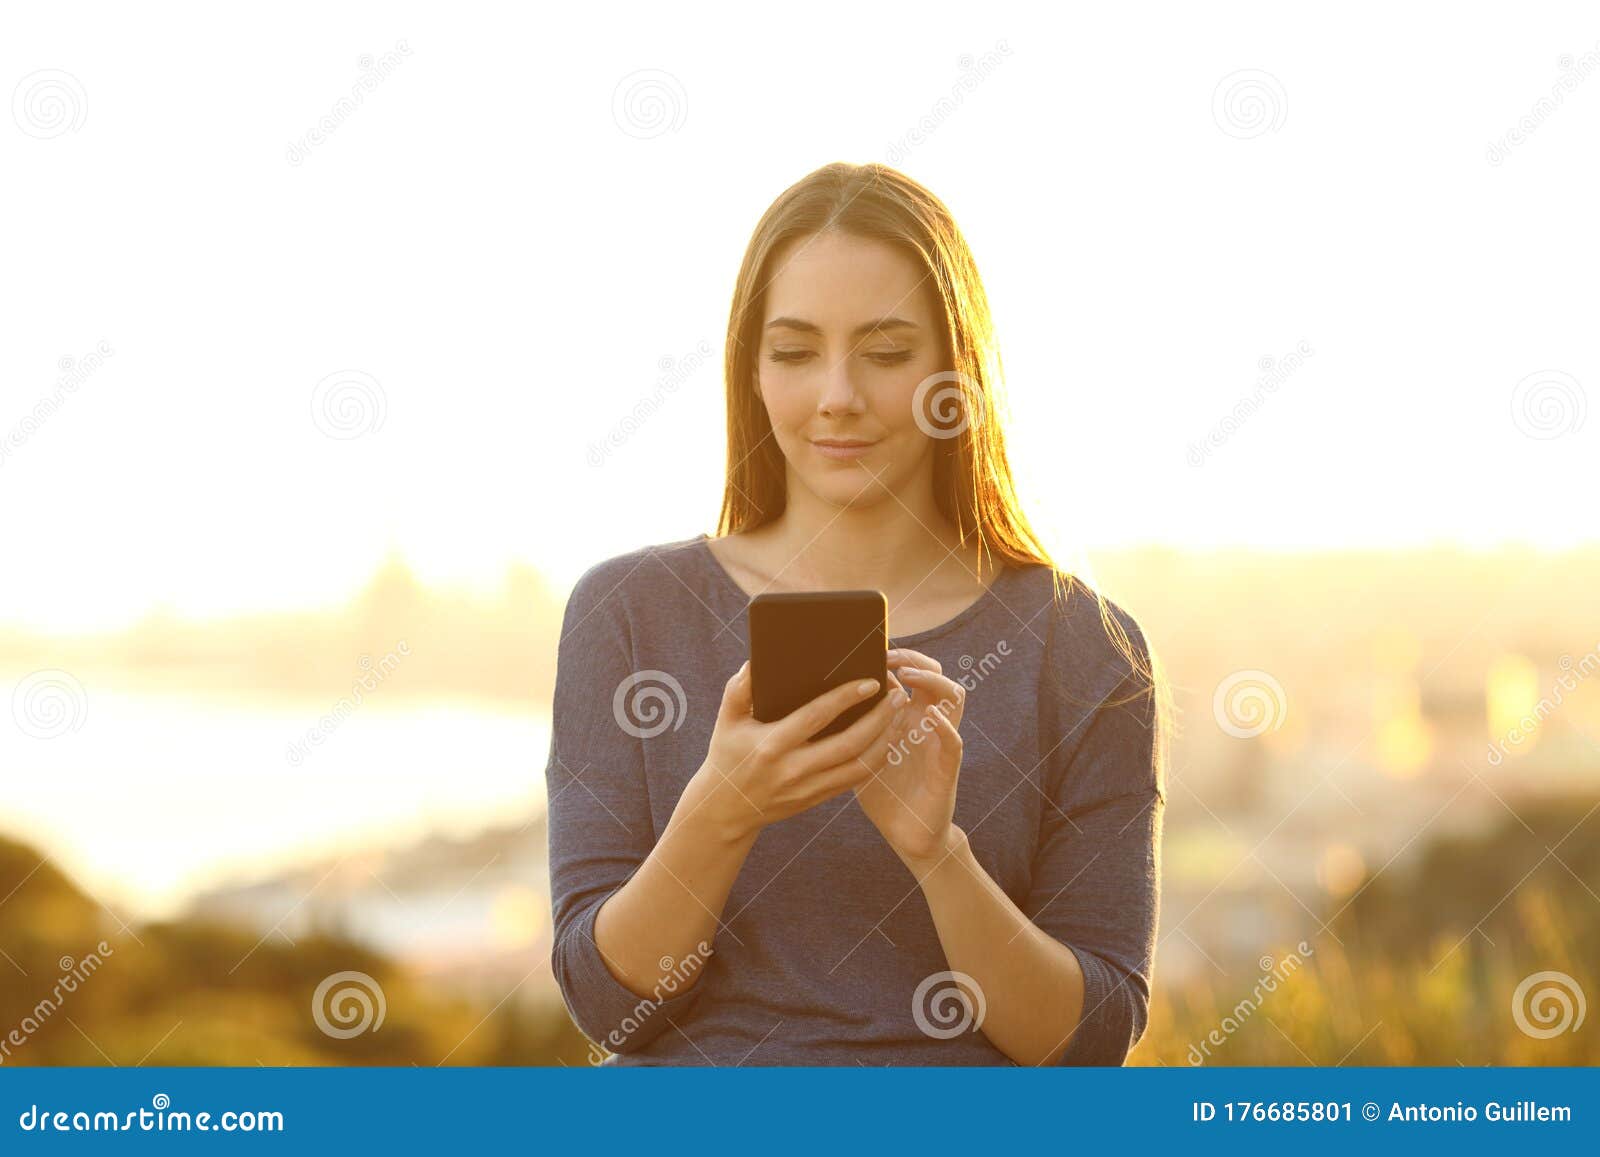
[748,590,888,741]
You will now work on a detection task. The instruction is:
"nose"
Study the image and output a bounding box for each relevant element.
[817,355,866,417]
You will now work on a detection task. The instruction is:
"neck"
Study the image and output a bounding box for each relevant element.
[764,470,973,592]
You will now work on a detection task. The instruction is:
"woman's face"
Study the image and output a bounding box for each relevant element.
[756,230,949,513]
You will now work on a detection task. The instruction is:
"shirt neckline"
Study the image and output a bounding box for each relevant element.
[693,532,1016,648]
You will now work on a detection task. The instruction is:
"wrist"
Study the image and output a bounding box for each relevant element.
[897,823,969,877]
[679,763,762,847]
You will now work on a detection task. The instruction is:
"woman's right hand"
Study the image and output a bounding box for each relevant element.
[684,660,910,842]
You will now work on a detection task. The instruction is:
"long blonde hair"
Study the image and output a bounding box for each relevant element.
[717,162,1169,729]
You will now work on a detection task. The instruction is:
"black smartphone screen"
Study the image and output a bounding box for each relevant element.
[748,590,888,741]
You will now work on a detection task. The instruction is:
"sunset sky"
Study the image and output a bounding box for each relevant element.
[3,4,1595,633]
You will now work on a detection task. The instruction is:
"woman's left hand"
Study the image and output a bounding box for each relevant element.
[853,646,967,867]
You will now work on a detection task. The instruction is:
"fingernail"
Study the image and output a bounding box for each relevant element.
[857,678,880,695]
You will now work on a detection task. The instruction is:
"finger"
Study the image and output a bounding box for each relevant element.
[887,647,942,675]
[769,675,885,750]
[720,660,752,718]
[806,720,906,797]
[792,758,876,811]
[897,666,967,725]
[789,682,908,772]
[924,700,964,762]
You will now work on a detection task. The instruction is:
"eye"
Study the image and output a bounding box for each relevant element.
[865,350,914,366]
[767,349,813,363]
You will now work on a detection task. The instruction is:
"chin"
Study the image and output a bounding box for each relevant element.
[795,468,895,510]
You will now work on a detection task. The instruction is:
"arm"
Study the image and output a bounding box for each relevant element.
[904,784,1163,1065]
[544,569,736,1053]
[589,779,757,1003]
[901,613,1166,1066]
[898,824,1091,1066]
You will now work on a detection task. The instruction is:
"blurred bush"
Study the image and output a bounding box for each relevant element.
[1133,793,1598,1065]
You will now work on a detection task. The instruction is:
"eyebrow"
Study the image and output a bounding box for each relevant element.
[764,316,920,339]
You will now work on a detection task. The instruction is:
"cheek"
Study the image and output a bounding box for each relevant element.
[876,373,928,439]
[757,373,810,432]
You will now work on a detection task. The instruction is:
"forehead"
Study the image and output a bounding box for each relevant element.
[762,231,936,328]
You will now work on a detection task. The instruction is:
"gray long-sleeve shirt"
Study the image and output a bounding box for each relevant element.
[543,533,1165,1065]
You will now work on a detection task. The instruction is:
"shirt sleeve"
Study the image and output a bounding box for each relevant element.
[1025,598,1167,1066]
[543,563,710,1054]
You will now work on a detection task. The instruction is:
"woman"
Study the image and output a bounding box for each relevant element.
[545,162,1169,1066]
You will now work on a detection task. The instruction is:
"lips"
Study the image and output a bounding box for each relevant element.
[810,438,879,460]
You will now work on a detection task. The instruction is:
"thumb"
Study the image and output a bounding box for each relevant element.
[721,660,753,717]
